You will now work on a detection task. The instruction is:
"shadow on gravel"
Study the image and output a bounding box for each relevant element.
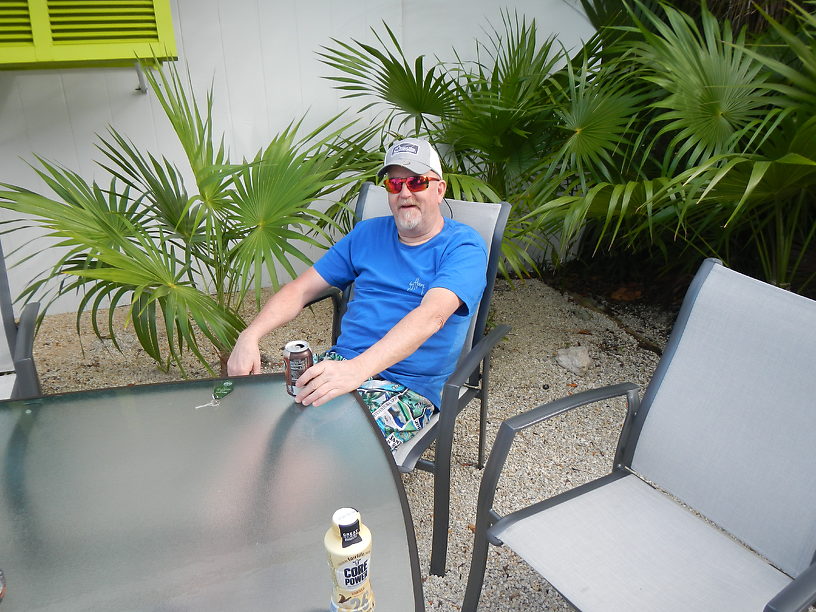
[539,255,693,357]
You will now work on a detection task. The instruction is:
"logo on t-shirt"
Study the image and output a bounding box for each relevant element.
[408,277,426,294]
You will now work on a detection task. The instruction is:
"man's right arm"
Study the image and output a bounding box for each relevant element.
[226,267,331,376]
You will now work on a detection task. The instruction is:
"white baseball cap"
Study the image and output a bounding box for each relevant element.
[377,138,443,179]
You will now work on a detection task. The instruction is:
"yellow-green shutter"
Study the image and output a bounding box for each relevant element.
[0,0,177,68]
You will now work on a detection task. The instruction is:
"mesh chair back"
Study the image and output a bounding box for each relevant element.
[629,259,816,577]
[354,182,509,358]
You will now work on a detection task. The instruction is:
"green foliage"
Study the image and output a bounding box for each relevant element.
[527,1,816,293]
[320,11,565,278]
[0,62,372,374]
[321,2,816,293]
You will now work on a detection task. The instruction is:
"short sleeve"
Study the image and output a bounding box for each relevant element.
[313,229,357,290]
[429,227,487,317]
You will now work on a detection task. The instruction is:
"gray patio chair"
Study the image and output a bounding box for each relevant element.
[463,258,816,611]
[311,181,511,576]
[0,240,41,399]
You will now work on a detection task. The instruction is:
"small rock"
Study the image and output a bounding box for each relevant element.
[555,346,592,376]
[610,283,643,301]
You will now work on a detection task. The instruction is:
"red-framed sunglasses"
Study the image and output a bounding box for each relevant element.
[383,175,440,194]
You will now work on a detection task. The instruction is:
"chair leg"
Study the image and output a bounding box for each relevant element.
[462,525,491,611]
[429,423,453,576]
[478,354,491,469]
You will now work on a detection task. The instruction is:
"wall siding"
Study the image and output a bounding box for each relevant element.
[0,0,593,312]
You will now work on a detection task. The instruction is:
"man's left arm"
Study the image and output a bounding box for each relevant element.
[295,287,462,406]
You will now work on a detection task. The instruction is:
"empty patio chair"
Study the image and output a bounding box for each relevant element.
[0,240,41,399]
[463,258,816,611]
[313,181,511,576]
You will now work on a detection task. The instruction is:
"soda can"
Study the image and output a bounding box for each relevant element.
[283,340,313,396]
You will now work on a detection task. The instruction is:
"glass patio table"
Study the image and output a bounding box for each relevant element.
[0,373,424,611]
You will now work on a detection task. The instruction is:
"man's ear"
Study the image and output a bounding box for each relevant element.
[437,180,447,199]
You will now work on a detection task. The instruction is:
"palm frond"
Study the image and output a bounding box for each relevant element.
[318,22,457,131]
[631,2,780,172]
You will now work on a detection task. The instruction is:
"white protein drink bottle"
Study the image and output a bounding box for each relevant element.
[324,507,375,611]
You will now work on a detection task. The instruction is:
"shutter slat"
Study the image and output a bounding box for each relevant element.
[50,8,156,13]
[46,0,160,44]
[49,12,156,17]
[51,17,157,24]
[48,1,154,5]
[0,34,34,42]
[0,1,33,45]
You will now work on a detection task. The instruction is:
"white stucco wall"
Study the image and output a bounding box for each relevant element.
[0,0,593,313]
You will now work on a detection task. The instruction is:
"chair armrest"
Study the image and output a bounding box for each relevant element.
[14,301,39,360]
[444,324,511,391]
[764,563,816,612]
[11,301,41,398]
[475,383,640,527]
[503,383,640,434]
[303,287,343,309]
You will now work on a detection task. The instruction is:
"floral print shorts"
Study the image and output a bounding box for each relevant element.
[317,351,437,452]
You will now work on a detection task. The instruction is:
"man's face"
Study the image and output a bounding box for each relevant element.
[385,166,446,236]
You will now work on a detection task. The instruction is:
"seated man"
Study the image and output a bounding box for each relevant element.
[227,137,488,451]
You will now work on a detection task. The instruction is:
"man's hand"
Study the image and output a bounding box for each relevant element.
[293,287,462,405]
[294,359,367,407]
[226,331,262,376]
[225,267,332,377]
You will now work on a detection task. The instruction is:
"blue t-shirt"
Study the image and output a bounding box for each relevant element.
[313,216,488,407]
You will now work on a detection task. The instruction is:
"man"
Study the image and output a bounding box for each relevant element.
[227,137,487,451]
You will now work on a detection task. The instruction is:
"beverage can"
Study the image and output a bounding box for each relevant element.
[324,508,375,611]
[283,340,313,396]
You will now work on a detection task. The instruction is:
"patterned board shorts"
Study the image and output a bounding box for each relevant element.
[317,351,437,452]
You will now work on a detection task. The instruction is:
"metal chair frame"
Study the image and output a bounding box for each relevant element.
[464,258,816,611]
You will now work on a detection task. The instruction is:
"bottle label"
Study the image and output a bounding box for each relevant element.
[339,519,362,548]
[335,556,370,589]
[329,588,374,612]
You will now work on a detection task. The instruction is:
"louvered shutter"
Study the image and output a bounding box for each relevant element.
[0,0,176,67]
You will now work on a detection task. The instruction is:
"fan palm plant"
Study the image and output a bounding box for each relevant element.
[319,11,560,278]
[321,1,815,292]
[526,1,816,293]
[0,62,375,374]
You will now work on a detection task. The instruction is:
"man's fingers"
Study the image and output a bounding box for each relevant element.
[294,360,362,406]
[297,362,323,386]
[226,343,262,377]
[301,385,337,407]
[295,371,334,406]
[311,388,338,407]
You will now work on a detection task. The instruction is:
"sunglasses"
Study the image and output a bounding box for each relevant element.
[383,175,440,194]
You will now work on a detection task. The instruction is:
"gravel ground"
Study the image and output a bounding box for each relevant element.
[33,278,676,611]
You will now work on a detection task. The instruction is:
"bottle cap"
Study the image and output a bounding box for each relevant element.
[332,507,362,548]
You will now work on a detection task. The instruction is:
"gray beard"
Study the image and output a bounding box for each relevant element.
[395,208,421,231]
